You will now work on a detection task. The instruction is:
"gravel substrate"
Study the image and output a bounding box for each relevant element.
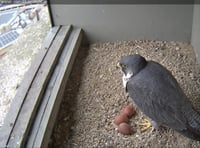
[50,41,200,148]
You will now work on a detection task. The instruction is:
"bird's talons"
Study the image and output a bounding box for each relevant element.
[136,118,152,132]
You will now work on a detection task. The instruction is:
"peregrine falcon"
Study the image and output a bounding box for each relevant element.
[118,54,200,140]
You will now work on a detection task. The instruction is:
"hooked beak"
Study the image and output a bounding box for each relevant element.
[116,62,121,69]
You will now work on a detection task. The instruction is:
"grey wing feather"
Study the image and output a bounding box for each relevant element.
[127,62,192,131]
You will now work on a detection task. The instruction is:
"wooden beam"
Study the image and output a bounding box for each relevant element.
[7,25,72,147]
[0,25,83,148]
[0,26,61,147]
[27,27,83,148]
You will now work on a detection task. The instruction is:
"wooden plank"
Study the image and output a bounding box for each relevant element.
[0,26,60,147]
[38,28,83,148]
[30,27,83,148]
[25,25,72,146]
[26,54,61,147]
[7,26,72,147]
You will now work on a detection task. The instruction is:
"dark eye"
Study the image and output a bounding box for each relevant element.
[120,63,126,68]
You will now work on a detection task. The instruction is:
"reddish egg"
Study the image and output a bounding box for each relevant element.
[122,104,135,117]
[114,113,129,125]
[117,122,133,135]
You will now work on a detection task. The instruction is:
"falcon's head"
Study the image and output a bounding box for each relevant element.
[117,54,147,87]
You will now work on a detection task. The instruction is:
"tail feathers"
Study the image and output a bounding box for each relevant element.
[180,109,200,141]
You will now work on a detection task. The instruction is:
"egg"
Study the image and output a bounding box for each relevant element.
[114,113,129,125]
[122,104,135,117]
[117,122,133,135]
